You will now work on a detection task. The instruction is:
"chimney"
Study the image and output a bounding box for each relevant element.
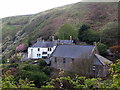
[52,35,55,41]
[43,40,45,43]
[93,42,97,47]
[37,37,42,42]
[57,39,60,45]
[70,36,72,41]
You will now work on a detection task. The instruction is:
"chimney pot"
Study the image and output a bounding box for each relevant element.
[70,36,72,41]
[52,35,55,41]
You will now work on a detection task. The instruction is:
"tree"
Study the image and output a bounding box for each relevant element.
[82,30,100,44]
[78,24,90,41]
[100,22,119,46]
[57,24,77,40]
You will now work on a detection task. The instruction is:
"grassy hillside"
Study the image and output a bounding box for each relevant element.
[1,2,118,58]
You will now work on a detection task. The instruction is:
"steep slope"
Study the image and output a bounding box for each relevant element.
[1,2,118,58]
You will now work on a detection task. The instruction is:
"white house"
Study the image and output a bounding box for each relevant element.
[28,39,74,59]
[28,41,57,59]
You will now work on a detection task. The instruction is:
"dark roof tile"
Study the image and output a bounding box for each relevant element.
[52,45,95,58]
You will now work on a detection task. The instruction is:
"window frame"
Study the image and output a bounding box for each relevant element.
[42,52,47,54]
[55,57,57,63]
[38,48,40,51]
[63,58,66,63]
[92,65,96,70]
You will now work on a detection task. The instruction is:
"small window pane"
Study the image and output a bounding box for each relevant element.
[38,48,40,51]
[42,52,47,54]
[93,66,95,70]
[55,57,57,62]
[63,58,65,63]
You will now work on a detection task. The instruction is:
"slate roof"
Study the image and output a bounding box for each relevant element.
[94,54,112,65]
[31,40,74,48]
[31,41,55,47]
[54,40,74,45]
[51,45,112,66]
[52,45,95,58]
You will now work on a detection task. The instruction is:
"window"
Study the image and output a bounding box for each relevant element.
[63,58,66,63]
[42,52,47,54]
[55,57,57,62]
[48,48,52,51]
[50,48,52,51]
[72,58,74,62]
[38,48,40,51]
[37,54,41,57]
[93,66,95,70]
[42,56,47,59]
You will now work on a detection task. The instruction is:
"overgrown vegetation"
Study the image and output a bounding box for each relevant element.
[57,24,78,40]
[2,59,120,89]
[2,59,52,88]
[42,59,120,89]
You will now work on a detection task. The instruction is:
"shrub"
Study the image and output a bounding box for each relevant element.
[109,46,120,58]
[19,70,49,87]
[9,55,21,64]
[97,42,107,56]
[8,63,19,68]
[2,57,7,64]
[16,44,26,52]
[23,65,39,71]
[42,66,52,76]
[38,59,47,69]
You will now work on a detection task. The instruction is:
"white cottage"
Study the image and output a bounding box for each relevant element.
[28,39,74,59]
[28,41,56,59]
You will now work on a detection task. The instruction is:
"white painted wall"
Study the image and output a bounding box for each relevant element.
[28,46,56,59]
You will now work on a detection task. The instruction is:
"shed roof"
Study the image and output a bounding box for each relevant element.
[94,54,112,65]
[52,45,95,58]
